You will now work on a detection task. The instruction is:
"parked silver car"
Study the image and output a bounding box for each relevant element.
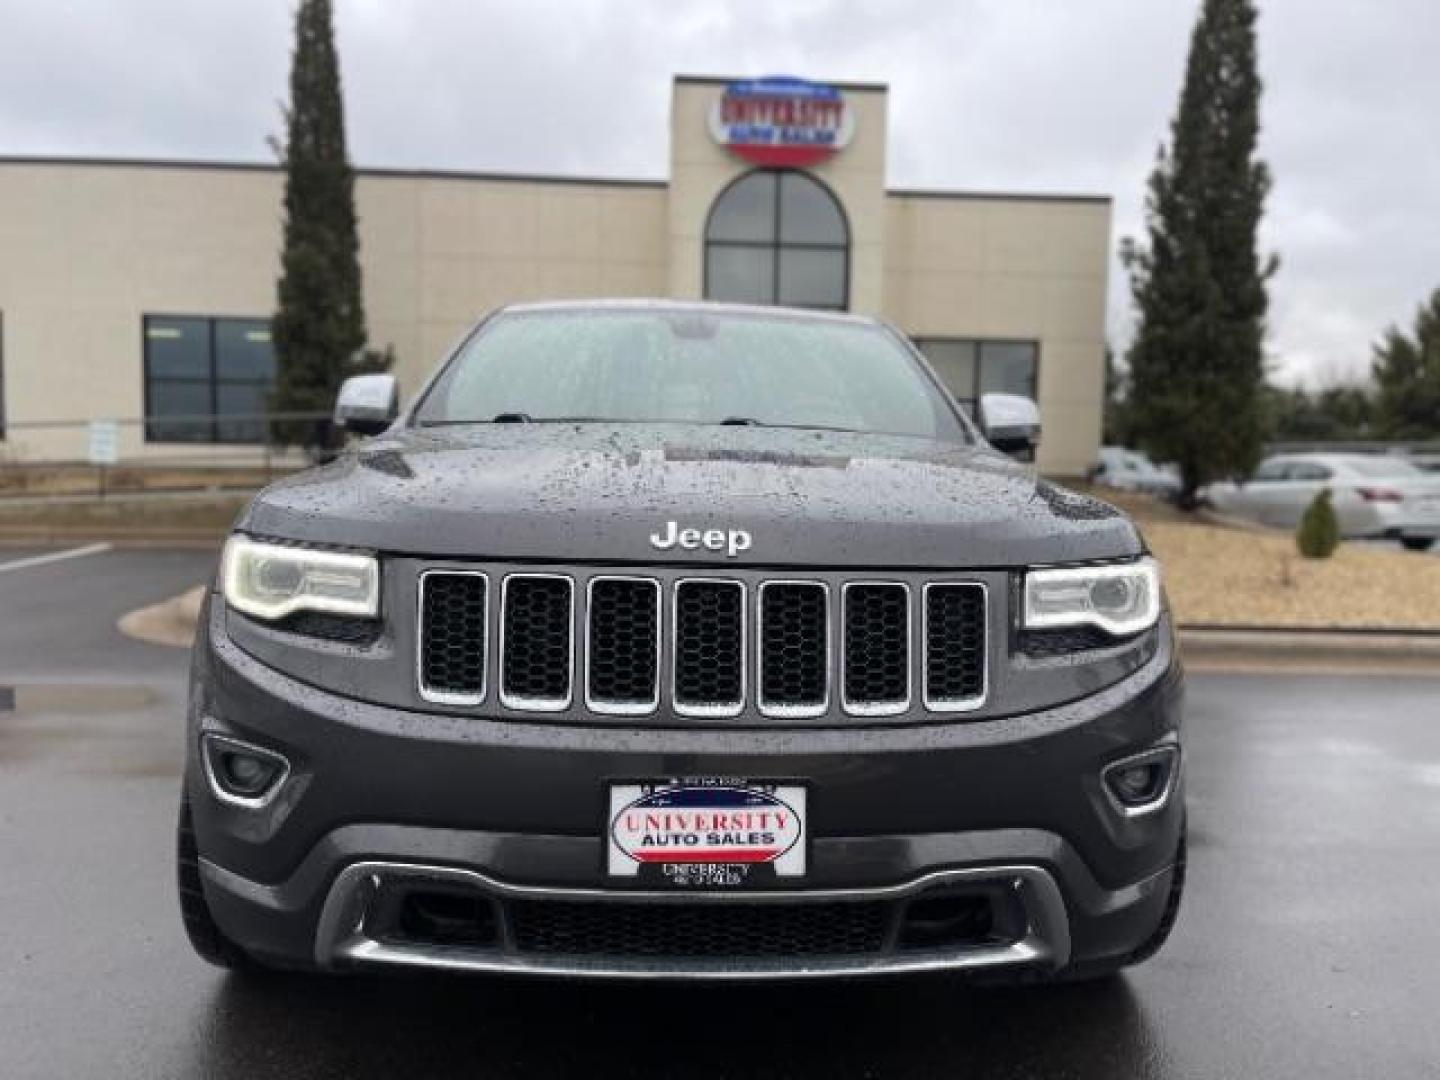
[1089,446,1182,500]
[1204,453,1440,551]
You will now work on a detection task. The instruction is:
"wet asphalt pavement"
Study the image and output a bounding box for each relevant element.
[2,547,1439,1079]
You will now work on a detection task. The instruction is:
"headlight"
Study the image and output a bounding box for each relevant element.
[221,536,379,622]
[1023,557,1161,637]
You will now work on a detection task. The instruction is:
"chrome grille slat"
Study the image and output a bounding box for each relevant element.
[841,581,912,717]
[417,570,488,705]
[923,583,988,712]
[672,579,746,718]
[500,574,575,712]
[585,576,661,716]
[757,580,831,719]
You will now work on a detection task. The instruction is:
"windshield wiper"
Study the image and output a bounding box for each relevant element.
[421,414,608,426]
[420,416,866,434]
[715,419,865,435]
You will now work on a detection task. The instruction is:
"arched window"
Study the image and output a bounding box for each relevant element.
[704,170,849,311]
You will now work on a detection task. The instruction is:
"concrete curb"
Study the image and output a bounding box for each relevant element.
[117,586,205,649]
[1180,627,1440,652]
[0,528,224,549]
[1179,627,1440,675]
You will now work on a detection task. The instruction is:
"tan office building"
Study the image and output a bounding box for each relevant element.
[0,75,1111,474]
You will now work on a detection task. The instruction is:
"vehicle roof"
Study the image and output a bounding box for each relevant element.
[496,297,882,327]
[1263,452,1421,471]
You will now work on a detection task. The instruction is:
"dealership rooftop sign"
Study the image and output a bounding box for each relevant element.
[708,77,855,168]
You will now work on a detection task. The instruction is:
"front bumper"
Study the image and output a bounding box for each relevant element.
[187,599,1185,979]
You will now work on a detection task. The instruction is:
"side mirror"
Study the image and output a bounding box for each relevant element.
[334,374,399,437]
[979,393,1041,460]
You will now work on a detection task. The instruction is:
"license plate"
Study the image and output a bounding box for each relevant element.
[607,780,807,888]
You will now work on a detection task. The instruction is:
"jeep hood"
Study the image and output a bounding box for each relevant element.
[240,425,1142,569]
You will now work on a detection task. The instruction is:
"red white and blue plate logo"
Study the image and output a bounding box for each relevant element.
[708,76,854,167]
[608,782,807,878]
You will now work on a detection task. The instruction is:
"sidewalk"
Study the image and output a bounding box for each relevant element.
[1180,626,1440,676]
[0,490,242,548]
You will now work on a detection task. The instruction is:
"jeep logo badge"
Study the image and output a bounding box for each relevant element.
[649,521,753,558]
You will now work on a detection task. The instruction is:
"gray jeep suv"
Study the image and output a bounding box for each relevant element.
[180,300,1184,981]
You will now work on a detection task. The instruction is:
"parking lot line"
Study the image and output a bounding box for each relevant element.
[0,543,113,574]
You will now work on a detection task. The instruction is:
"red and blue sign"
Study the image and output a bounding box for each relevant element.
[608,781,807,880]
[708,76,855,168]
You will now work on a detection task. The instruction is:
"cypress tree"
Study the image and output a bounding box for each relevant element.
[1121,0,1277,507]
[270,0,387,451]
[1371,288,1440,440]
[1296,488,1339,559]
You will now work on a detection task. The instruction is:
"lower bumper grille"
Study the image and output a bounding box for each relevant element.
[315,862,1071,978]
[510,897,890,958]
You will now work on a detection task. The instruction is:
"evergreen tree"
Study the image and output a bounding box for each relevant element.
[1265,383,1373,441]
[1102,345,1134,447]
[270,0,388,451]
[1121,0,1277,507]
[1371,289,1440,440]
[1296,488,1339,559]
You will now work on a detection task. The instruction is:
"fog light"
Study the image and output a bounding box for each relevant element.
[1111,763,1162,801]
[202,734,290,808]
[220,751,280,794]
[1102,746,1178,816]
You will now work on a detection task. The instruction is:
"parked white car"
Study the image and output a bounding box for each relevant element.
[1204,453,1440,551]
[1089,446,1182,500]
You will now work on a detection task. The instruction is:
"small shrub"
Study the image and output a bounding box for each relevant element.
[1296,488,1340,559]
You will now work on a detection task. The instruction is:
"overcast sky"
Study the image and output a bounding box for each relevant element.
[2,0,1437,385]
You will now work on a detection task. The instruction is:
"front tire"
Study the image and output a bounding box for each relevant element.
[1401,537,1435,552]
[176,793,261,971]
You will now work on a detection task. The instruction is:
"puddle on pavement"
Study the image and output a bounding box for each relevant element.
[0,682,181,777]
[8,684,158,713]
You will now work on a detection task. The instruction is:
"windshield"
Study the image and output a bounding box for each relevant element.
[413,308,971,442]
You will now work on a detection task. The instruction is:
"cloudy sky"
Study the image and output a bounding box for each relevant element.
[2,0,1436,385]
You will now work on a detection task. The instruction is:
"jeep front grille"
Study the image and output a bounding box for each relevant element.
[417,570,987,718]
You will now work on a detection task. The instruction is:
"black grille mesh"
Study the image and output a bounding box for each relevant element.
[843,584,909,706]
[509,899,888,958]
[277,611,382,645]
[587,578,659,706]
[1020,625,1126,657]
[760,583,828,710]
[673,581,744,709]
[924,585,986,704]
[419,573,486,697]
[502,576,572,703]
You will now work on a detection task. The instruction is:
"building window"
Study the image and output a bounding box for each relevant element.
[912,338,1040,417]
[704,169,849,311]
[144,315,277,443]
